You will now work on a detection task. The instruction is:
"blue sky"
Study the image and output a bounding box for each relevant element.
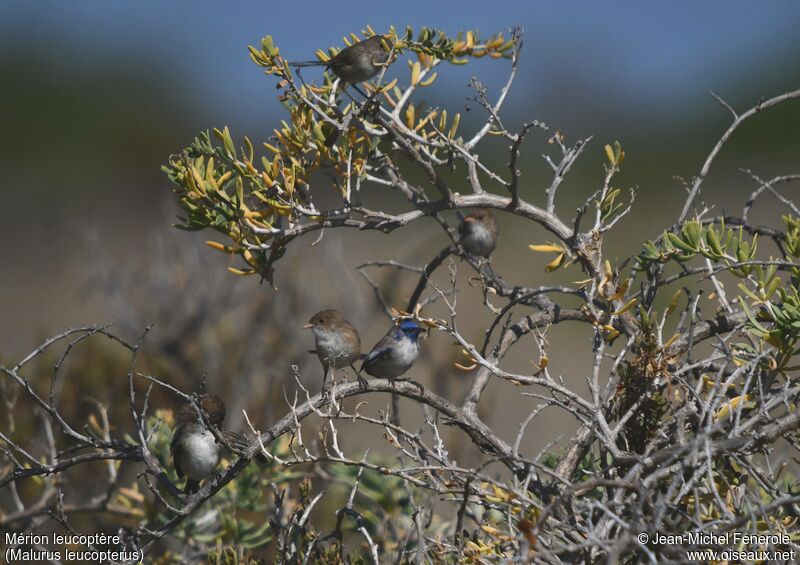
[2,1,798,128]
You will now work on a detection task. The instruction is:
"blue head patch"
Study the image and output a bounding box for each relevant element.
[397,319,423,336]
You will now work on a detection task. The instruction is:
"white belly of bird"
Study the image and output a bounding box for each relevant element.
[316,330,356,369]
[181,431,220,480]
[462,223,493,256]
[380,338,419,378]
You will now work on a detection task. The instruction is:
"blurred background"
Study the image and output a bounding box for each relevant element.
[2,0,800,473]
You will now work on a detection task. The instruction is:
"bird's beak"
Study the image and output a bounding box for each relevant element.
[302,323,314,330]
[463,216,475,223]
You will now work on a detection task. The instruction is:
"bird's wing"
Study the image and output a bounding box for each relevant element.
[222,430,249,451]
[361,337,394,370]
[222,430,268,463]
[457,218,470,237]
[170,429,184,478]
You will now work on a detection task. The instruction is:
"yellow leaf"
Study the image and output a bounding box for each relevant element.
[528,243,564,253]
[448,113,460,139]
[242,249,257,266]
[544,253,564,272]
[235,178,244,208]
[405,104,415,129]
[381,89,397,107]
[663,333,680,348]
[247,45,265,65]
[312,122,326,143]
[666,289,683,316]
[191,166,205,191]
[492,484,514,500]
[410,61,421,86]
[610,279,630,301]
[205,240,234,253]
[417,51,432,68]
[379,77,398,92]
[613,298,637,315]
[486,37,505,50]
[228,267,256,276]
[605,144,616,165]
[464,540,482,554]
[715,394,753,420]
[243,159,257,176]
[419,72,437,87]
[413,110,437,132]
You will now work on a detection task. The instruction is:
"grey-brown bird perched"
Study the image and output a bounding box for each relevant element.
[303,309,361,388]
[290,35,393,84]
[458,209,499,258]
[170,394,258,494]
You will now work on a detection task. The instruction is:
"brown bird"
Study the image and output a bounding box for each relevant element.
[458,209,499,258]
[303,309,361,389]
[170,394,260,494]
[290,35,393,84]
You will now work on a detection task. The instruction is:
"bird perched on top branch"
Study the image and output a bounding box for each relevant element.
[290,35,393,84]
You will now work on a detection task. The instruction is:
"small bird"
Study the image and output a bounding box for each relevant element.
[458,209,498,258]
[290,35,393,84]
[170,394,256,494]
[361,319,424,380]
[303,309,361,388]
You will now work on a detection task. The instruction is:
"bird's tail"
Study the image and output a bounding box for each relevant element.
[288,60,328,68]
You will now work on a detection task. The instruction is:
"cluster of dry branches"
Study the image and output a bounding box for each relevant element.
[3,26,800,563]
